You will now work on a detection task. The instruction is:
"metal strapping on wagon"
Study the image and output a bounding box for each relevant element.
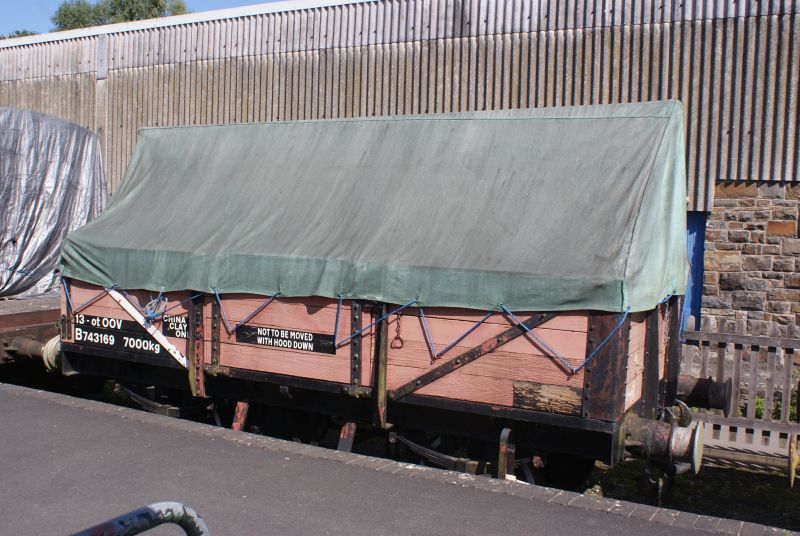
[211,287,281,334]
[418,307,495,359]
[500,304,630,375]
[61,278,117,315]
[61,279,203,325]
[334,295,418,348]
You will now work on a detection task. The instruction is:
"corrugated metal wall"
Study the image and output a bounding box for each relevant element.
[1,0,798,208]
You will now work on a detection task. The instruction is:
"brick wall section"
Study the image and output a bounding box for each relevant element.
[703,183,800,337]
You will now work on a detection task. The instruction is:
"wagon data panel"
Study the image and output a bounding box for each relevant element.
[72,313,187,357]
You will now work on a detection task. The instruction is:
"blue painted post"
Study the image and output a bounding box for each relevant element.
[682,212,707,331]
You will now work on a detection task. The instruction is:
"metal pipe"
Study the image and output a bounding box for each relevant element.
[0,335,60,371]
[69,501,210,536]
[1,337,45,360]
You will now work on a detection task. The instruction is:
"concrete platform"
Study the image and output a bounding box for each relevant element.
[0,382,791,536]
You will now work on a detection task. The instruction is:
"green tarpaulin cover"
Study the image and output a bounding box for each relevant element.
[61,101,688,312]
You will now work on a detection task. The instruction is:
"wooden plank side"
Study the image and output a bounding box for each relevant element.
[388,362,514,406]
[386,311,589,368]
[513,381,582,415]
[207,294,374,386]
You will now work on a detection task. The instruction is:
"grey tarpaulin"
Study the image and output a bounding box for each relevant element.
[1,108,108,297]
[61,101,688,313]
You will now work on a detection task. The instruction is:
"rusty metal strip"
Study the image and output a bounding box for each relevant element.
[210,298,220,367]
[581,311,631,421]
[372,303,390,429]
[231,400,249,431]
[336,421,357,452]
[187,295,206,398]
[350,300,361,386]
[388,312,556,401]
[497,427,515,480]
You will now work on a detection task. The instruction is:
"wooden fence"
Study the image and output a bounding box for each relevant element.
[681,318,799,424]
[681,319,800,475]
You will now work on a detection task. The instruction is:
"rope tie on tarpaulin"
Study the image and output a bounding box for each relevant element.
[61,278,118,315]
[499,292,674,375]
[125,287,206,325]
[334,293,419,348]
[500,304,629,375]
[331,295,495,360]
[61,279,204,325]
[333,292,673,374]
[211,287,281,335]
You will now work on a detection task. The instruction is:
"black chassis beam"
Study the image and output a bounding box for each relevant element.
[61,342,621,464]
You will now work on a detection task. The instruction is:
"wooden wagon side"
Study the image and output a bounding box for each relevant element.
[57,278,710,474]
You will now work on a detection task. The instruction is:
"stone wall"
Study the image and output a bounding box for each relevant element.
[702,183,800,338]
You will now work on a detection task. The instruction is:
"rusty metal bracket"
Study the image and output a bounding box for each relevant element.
[210,298,220,367]
[582,312,631,422]
[498,428,516,480]
[373,303,391,429]
[231,400,249,432]
[388,313,556,400]
[337,421,357,452]
[349,301,362,387]
[187,295,206,398]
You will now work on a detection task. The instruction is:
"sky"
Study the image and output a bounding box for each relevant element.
[0,0,271,36]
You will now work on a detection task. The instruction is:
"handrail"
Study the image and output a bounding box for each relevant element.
[69,502,210,536]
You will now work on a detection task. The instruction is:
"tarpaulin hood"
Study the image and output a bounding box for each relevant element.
[1,108,107,297]
[61,101,688,312]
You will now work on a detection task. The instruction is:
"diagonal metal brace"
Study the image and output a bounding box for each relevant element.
[388,313,557,400]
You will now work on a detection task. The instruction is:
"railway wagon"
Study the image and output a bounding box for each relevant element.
[55,101,715,479]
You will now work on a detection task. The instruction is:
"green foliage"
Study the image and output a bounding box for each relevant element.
[52,0,187,31]
[52,0,111,30]
[751,389,798,421]
[106,0,187,24]
[0,30,38,40]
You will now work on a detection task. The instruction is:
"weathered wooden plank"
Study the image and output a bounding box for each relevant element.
[513,381,582,415]
[683,330,800,350]
[746,346,762,419]
[764,345,778,421]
